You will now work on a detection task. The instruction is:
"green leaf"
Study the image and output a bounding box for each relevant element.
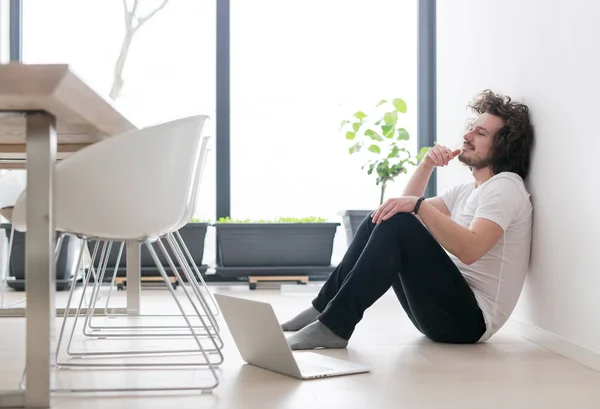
[340,120,351,129]
[387,145,400,159]
[353,111,367,120]
[376,161,391,179]
[374,119,383,126]
[396,128,410,140]
[384,111,398,126]
[381,124,394,138]
[349,142,361,154]
[367,163,376,175]
[368,144,381,154]
[346,131,356,140]
[352,122,361,132]
[365,129,383,141]
[416,146,431,162]
[376,99,388,107]
[393,98,407,113]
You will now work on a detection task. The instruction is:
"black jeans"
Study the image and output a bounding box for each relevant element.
[313,212,486,344]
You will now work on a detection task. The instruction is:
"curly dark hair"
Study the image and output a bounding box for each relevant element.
[467,90,534,179]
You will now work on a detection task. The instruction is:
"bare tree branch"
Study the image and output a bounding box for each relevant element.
[110,0,172,100]
[136,0,170,29]
[121,0,131,30]
[110,29,134,100]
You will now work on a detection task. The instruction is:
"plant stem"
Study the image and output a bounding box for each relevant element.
[379,182,386,205]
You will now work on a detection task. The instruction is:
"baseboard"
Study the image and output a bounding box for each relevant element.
[507,318,600,373]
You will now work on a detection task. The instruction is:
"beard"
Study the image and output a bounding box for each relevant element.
[457,150,492,170]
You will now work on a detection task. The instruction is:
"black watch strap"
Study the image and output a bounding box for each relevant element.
[413,196,425,214]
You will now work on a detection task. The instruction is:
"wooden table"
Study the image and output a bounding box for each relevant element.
[0,64,140,408]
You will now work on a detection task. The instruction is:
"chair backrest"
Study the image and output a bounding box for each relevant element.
[12,115,209,240]
[176,135,211,229]
[0,170,26,210]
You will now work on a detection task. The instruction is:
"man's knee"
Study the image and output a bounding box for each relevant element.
[369,212,417,234]
[381,212,419,226]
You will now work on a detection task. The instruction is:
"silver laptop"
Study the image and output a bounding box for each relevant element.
[214,293,370,380]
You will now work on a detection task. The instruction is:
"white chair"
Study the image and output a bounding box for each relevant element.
[0,171,86,308]
[0,170,27,308]
[12,115,220,392]
[68,137,222,348]
[79,138,221,341]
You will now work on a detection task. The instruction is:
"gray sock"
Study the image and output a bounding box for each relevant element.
[286,320,348,350]
[281,306,320,331]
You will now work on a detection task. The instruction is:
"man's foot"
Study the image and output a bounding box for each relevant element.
[286,320,348,350]
[281,306,320,331]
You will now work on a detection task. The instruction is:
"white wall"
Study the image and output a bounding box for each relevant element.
[437,0,600,357]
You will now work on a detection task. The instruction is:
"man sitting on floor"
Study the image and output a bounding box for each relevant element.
[282,90,535,350]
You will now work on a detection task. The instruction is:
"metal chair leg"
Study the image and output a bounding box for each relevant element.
[23,239,220,393]
[58,239,222,364]
[62,240,106,357]
[174,230,220,317]
[55,238,87,361]
[166,233,223,344]
[157,237,224,355]
[102,241,124,315]
[84,237,220,338]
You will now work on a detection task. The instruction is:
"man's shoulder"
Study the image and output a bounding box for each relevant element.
[480,172,532,214]
[484,172,529,195]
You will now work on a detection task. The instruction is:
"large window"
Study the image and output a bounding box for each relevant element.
[22,0,217,215]
[22,0,420,264]
[231,0,418,257]
[23,0,218,264]
[0,1,11,63]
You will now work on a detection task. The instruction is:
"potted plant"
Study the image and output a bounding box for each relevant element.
[213,216,339,279]
[0,223,82,291]
[339,98,430,244]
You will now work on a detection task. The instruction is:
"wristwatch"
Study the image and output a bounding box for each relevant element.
[413,196,425,214]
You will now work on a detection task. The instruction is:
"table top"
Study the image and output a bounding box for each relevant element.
[0,63,137,167]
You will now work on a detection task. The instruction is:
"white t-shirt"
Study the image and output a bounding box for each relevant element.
[440,172,533,342]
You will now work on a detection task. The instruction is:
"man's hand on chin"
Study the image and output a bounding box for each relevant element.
[371,196,419,224]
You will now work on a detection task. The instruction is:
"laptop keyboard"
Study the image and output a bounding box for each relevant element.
[297,361,333,373]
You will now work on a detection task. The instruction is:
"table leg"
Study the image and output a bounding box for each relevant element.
[25,113,57,408]
[126,241,140,316]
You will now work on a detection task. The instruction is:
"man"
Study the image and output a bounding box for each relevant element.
[282,90,535,350]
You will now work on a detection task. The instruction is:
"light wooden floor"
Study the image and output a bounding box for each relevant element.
[1,283,600,409]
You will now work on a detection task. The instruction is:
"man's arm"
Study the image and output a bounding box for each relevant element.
[403,145,460,217]
[416,200,504,265]
[402,161,435,197]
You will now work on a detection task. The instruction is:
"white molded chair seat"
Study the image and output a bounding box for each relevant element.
[0,170,26,221]
[12,115,220,392]
[12,116,206,239]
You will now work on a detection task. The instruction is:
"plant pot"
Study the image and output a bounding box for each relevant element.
[214,223,339,277]
[86,222,209,281]
[340,210,372,246]
[0,223,82,291]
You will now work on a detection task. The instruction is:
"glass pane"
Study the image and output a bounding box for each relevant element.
[0,1,11,63]
[231,0,418,257]
[23,0,217,265]
[23,0,216,221]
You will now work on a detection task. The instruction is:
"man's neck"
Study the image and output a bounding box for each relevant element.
[472,167,494,188]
